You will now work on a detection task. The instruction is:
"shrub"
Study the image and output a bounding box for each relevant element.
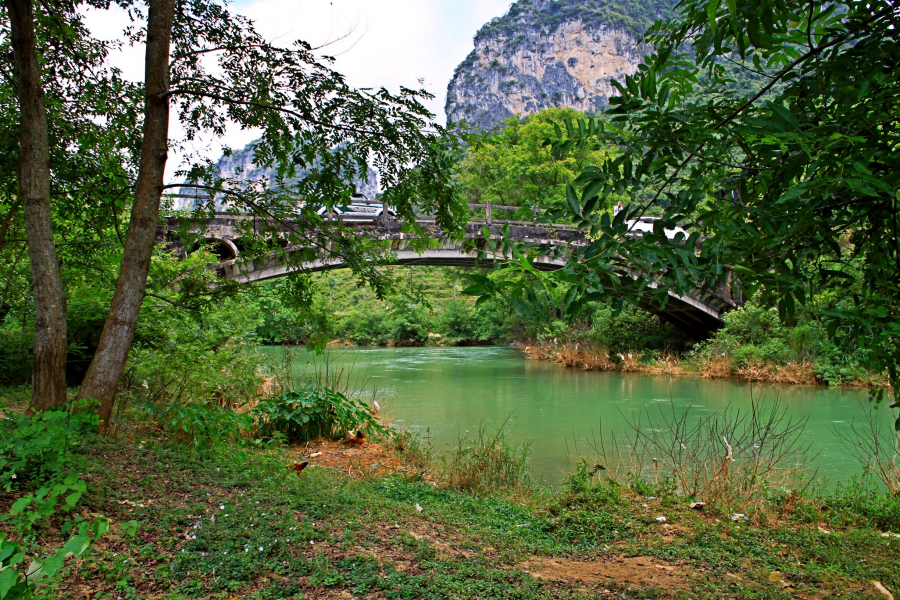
[145,402,252,445]
[0,476,111,600]
[690,300,879,385]
[438,301,477,344]
[0,401,99,491]
[389,302,430,344]
[0,402,118,600]
[252,382,382,444]
[339,309,392,346]
[581,303,691,353]
[471,299,518,342]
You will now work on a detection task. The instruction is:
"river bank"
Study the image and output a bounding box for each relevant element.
[11,429,899,600]
[518,339,892,388]
[3,377,900,599]
[260,345,893,486]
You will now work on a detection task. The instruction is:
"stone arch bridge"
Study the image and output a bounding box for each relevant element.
[159,210,743,339]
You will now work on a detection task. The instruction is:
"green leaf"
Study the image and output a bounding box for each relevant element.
[0,568,19,598]
[707,0,722,27]
[39,554,65,580]
[25,558,45,583]
[565,183,582,217]
[60,535,90,559]
[64,491,82,509]
[769,103,800,128]
[9,497,31,517]
[775,185,808,204]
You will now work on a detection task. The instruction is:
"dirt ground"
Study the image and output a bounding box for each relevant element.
[521,555,686,589]
[291,439,422,479]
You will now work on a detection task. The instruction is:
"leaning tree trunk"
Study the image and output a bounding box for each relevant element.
[76,0,175,430]
[6,0,69,411]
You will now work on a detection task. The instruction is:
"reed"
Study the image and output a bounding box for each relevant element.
[438,416,532,496]
[582,397,815,514]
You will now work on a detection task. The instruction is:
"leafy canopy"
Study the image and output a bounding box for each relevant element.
[467,0,900,415]
[456,108,620,217]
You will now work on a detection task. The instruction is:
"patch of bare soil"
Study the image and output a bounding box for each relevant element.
[521,555,686,590]
[293,439,422,479]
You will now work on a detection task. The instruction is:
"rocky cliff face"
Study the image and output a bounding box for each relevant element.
[173,141,378,211]
[446,0,674,132]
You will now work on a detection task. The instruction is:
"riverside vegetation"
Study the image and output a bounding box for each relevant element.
[1,379,900,599]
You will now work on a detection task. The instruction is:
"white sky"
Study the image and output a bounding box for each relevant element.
[83,0,513,181]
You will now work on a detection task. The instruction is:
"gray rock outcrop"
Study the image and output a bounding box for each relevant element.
[446,0,674,132]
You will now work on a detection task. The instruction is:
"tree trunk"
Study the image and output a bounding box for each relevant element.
[6,0,68,411]
[76,0,175,429]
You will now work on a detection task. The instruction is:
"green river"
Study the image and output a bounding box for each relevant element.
[260,346,888,486]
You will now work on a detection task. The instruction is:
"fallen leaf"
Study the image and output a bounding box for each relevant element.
[872,581,894,600]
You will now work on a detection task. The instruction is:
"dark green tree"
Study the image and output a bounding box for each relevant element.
[64,0,464,428]
[467,0,899,419]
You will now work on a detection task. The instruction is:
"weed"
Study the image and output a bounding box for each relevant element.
[834,402,900,494]
[252,381,381,444]
[0,399,98,490]
[438,417,532,495]
[586,398,814,514]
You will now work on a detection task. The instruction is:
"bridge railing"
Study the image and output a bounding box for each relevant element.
[164,195,690,244]
[163,194,596,230]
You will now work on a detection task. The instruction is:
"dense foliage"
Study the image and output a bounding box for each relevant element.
[465,0,899,415]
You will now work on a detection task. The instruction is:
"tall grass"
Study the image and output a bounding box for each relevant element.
[835,402,900,495]
[438,416,532,496]
[581,397,814,513]
[268,346,382,408]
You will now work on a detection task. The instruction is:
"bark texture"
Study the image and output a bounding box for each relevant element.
[76,0,176,428]
[6,0,69,410]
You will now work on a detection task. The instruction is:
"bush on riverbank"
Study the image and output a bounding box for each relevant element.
[525,299,889,387]
[690,302,883,386]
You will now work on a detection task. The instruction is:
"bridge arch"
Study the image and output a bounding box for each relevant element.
[161,216,743,340]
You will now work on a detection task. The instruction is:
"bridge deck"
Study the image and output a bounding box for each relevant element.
[158,212,742,340]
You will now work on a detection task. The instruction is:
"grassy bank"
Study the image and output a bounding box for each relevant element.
[16,437,900,600]
[2,385,900,600]
[521,299,891,388]
[521,339,890,388]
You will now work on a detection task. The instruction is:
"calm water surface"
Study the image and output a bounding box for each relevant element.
[259,346,883,485]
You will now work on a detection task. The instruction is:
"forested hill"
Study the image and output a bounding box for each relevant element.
[445,0,676,132]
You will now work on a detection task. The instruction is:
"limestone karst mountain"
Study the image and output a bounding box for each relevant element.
[173,141,378,211]
[446,0,675,132]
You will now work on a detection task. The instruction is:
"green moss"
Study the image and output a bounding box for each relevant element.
[475,0,678,44]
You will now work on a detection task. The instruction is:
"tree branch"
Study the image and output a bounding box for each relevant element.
[163,88,397,139]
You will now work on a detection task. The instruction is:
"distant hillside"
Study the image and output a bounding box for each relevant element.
[173,141,378,211]
[446,0,676,132]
